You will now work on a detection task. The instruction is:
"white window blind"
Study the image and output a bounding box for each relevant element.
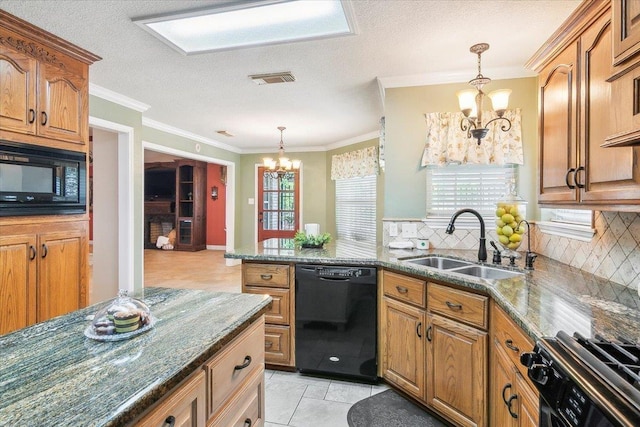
[336,175,376,242]
[426,164,517,220]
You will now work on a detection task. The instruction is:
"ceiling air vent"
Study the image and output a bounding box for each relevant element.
[249,72,296,85]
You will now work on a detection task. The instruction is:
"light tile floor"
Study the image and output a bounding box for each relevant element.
[264,370,389,427]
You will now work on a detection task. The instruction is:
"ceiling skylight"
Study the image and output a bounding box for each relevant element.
[133,0,356,55]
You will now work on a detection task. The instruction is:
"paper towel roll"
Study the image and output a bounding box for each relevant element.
[304,223,320,236]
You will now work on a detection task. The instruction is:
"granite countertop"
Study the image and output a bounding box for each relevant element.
[226,239,640,345]
[0,287,272,427]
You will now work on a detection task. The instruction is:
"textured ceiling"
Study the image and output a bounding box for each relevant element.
[0,0,581,152]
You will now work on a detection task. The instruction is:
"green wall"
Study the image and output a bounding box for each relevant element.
[383,77,539,220]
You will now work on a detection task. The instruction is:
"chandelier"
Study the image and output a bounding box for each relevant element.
[457,43,512,145]
[263,126,300,179]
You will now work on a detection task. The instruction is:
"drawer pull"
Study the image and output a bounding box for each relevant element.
[41,111,48,126]
[396,285,408,294]
[29,245,36,261]
[234,355,252,371]
[426,325,432,342]
[28,108,36,124]
[265,341,273,348]
[260,274,273,280]
[244,418,253,427]
[505,339,520,352]
[163,415,176,427]
[501,383,512,406]
[416,322,422,338]
[445,301,462,310]
[41,243,48,259]
[507,394,519,419]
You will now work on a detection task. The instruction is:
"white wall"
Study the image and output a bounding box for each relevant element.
[91,128,120,303]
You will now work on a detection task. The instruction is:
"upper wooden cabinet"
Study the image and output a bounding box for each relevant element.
[175,160,207,251]
[528,1,640,209]
[0,10,100,149]
[613,0,640,65]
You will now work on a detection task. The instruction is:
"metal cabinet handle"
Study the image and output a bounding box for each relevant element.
[29,245,36,261]
[416,322,422,338]
[445,301,462,310]
[505,339,520,352]
[234,355,252,371]
[41,244,48,259]
[565,168,576,189]
[244,418,252,427]
[28,109,36,124]
[426,325,432,342]
[502,383,512,406]
[260,274,273,280]
[507,394,519,418]
[396,285,408,294]
[40,111,48,126]
[163,415,176,427]
[575,166,585,188]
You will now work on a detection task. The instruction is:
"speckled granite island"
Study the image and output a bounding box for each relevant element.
[0,287,272,426]
[227,238,640,350]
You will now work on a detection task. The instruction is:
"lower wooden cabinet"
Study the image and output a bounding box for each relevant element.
[242,262,295,367]
[0,220,88,335]
[490,303,539,427]
[381,296,426,399]
[131,316,266,427]
[135,370,207,427]
[426,312,488,427]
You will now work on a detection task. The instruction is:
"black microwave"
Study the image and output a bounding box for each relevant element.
[0,141,87,216]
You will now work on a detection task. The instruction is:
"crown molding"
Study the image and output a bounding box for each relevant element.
[142,117,242,154]
[89,83,150,112]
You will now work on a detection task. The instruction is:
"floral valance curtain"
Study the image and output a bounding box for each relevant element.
[421,108,524,166]
[331,146,379,180]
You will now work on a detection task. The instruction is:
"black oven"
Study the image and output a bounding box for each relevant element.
[521,331,640,427]
[0,141,86,216]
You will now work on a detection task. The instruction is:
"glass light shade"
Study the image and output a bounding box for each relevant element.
[489,89,511,112]
[263,157,274,169]
[457,89,477,116]
[292,159,301,169]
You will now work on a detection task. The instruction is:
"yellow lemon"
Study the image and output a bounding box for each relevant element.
[498,235,510,245]
[509,233,522,243]
[502,225,514,237]
[501,213,515,224]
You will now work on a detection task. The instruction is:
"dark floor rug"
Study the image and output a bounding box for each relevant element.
[347,389,451,427]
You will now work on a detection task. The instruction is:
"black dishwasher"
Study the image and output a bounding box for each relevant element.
[295,264,377,383]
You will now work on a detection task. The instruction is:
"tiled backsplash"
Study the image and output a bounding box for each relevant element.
[383,211,640,290]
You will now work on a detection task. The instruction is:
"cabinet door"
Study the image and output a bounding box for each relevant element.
[613,0,640,65]
[491,340,518,427]
[382,296,425,400]
[515,371,539,427]
[0,46,37,136]
[538,42,579,204]
[0,234,37,335]
[37,62,87,144]
[37,224,87,321]
[581,13,640,203]
[136,370,206,427]
[426,313,487,427]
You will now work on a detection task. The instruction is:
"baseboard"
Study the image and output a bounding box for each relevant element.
[206,245,226,250]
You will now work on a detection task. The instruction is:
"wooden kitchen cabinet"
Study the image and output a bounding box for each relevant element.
[0,10,99,148]
[133,316,266,427]
[175,160,207,251]
[380,270,426,400]
[135,370,207,427]
[528,1,640,209]
[490,303,539,427]
[612,0,640,66]
[242,262,295,367]
[426,283,488,427]
[0,220,88,335]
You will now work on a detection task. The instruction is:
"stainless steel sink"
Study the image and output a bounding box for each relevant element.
[449,265,524,280]
[403,256,473,270]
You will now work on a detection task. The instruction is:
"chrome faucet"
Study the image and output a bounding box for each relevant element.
[445,208,487,262]
[517,219,537,270]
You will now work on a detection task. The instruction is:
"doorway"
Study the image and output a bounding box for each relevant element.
[257,167,300,241]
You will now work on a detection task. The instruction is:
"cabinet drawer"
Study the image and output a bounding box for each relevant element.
[135,370,206,427]
[243,263,290,288]
[428,283,488,329]
[244,286,290,325]
[493,303,535,380]
[264,324,291,366]
[208,367,264,427]
[205,317,265,418]
[382,270,426,307]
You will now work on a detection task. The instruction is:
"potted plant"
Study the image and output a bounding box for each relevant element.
[294,231,332,248]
